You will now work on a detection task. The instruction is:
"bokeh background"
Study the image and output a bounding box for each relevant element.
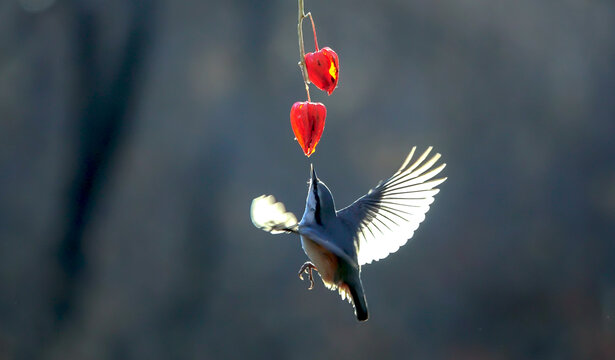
[1,0,615,359]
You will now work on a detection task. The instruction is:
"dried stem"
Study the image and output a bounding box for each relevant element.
[297,0,311,102]
[307,13,318,51]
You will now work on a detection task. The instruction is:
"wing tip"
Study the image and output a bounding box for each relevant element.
[250,194,298,234]
[396,147,417,174]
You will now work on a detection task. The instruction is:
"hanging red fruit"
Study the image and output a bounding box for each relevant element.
[290,101,326,157]
[304,47,339,95]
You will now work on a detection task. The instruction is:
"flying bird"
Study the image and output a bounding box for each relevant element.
[250,147,447,321]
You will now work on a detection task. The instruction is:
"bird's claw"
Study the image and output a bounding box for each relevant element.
[298,262,317,290]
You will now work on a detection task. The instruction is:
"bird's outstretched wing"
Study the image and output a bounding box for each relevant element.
[251,195,298,234]
[337,147,447,265]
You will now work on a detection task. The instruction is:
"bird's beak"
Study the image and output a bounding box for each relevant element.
[310,164,318,186]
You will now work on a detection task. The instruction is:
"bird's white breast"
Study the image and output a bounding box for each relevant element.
[300,235,338,288]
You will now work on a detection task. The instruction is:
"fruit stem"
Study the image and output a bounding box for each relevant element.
[298,0,311,101]
[307,13,319,51]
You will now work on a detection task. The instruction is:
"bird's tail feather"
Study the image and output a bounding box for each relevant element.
[349,282,369,322]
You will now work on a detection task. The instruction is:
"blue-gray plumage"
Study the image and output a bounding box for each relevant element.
[250,147,446,321]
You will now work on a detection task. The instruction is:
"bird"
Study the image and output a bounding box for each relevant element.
[250,146,447,321]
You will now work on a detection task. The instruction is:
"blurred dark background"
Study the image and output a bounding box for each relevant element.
[1,0,614,359]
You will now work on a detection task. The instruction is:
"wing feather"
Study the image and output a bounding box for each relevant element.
[337,147,447,265]
[250,195,298,234]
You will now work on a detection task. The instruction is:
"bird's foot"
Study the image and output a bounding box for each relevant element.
[298,262,317,290]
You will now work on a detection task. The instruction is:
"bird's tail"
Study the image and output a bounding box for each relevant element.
[349,282,369,322]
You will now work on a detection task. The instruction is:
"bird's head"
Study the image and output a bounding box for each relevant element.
[302,164,336,226]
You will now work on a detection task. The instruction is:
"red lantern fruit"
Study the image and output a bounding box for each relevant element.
[304,47,339,95]
[290,101,326,157]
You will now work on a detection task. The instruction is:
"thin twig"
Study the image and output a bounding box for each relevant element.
[297,0,311,101]
[307,12,318,51]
